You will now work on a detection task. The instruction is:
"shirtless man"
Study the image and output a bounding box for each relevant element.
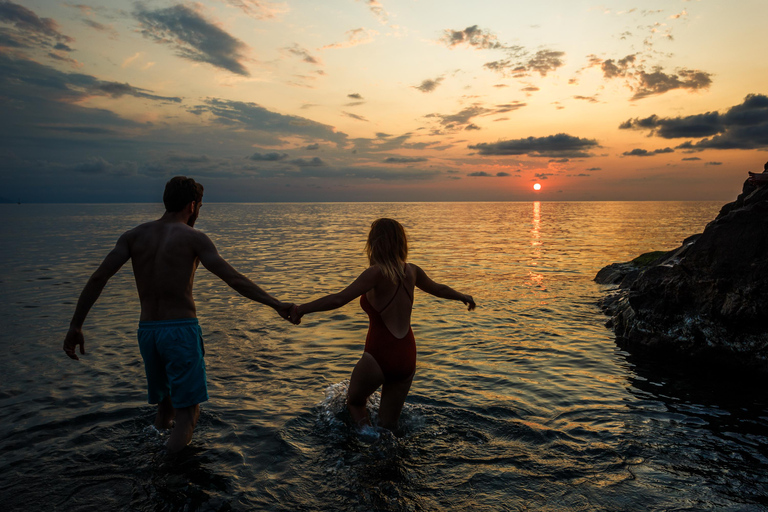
[63,176,294,453]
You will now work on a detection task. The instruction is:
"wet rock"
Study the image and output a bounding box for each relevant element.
[596,179,768,375]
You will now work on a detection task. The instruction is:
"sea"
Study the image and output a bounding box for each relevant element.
[0,201,766,511]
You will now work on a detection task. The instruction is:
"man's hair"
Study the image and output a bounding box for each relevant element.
[163,176,204,212]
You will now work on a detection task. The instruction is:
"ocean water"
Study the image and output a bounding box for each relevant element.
[1,201,766,511]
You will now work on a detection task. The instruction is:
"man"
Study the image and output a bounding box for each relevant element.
[63,176,293,453]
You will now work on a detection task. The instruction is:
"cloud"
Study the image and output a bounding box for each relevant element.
[574,95,599,103]
[589,54,712,100]
[189,98,348,146]
[620,94,768,151]
[348,93,363,99]
[496,171,510,176]
[384,157,428,163]
[586,167,602,171]
[322,27,378,50]
[249,152,288,161]
[414,76,443,93]
[425,103,524,132]
[632,68,712,100]
[622,147,674,157]
[619,112,721,138]
[285,43,320,64]
[343,111,368,122]
[469,133,599,158]
[440,25,506,50]
[304,143,319,150]
[0,0,74,51]
[682,157,701,161]
[289,156,325,167]
[468,171,493,177]
[134,4,250,76]
[705,161,722,166]
[0,52,180,103]
[357,0,388,24]
[217,1,288,20]
[484,49,564,78]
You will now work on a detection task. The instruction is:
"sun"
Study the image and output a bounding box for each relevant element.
[533,183,542,191]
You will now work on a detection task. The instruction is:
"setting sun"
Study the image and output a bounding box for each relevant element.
[533,183,542,191]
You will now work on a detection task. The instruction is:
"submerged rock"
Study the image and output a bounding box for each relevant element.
[596,179,768,374]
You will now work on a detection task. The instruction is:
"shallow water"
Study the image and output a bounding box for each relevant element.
[1,201,766,511]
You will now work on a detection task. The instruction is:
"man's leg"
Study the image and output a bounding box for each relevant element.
[154,396,176,430]
[166,404,200,453]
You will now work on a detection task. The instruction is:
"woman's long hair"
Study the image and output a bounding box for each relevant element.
[366,218,408,283]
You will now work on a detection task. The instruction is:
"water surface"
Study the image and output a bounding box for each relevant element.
[1,201,766,511]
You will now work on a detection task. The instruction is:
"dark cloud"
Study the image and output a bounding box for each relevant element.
[574,95,598,103]
[496,171,510,176]
[96,81,182,102]
[619,112,722,138]
[441,25,506,50]
[189,98,348,146]
[484,49,564,78]
[622,147,674,157]
[549,158,569,163]
[469,133,599,158]
[305,143,320,150]
[682,157,701,161]
[384,157,428,163]
[632,68,712,100]
[0,0,74,52]
[601,54,636,78]
[468,171,493,177]
[586,167,602,171]
[289,157,325,167]
[705,161,722,166]
[220,0,287,20]
[134,4,250,76]
[348,93,363,99]
[414,77,443,93]
[621,94,768,151]
[249,152,288,161]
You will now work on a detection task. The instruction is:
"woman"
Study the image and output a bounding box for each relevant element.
[291,218,475,431]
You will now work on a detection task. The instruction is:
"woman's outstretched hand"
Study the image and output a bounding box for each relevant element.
[289,304,304,325]
[462,294,476,311]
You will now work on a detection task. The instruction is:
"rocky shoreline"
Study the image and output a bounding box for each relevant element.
[595,178,768,375]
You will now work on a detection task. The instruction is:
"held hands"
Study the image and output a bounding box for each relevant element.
[63,327,85,360]
[289,304,304,325]
[462,294,476,311]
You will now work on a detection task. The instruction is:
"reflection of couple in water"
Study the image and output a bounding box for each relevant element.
[63,177,475,453]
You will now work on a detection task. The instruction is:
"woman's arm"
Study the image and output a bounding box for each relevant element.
[414,264,476,310]
[295,266,380,318]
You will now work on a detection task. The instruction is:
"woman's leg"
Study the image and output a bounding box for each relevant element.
[378,372,414,430]
[346,352,384,427]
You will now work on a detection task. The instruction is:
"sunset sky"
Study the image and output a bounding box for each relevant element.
[2,0,768,202]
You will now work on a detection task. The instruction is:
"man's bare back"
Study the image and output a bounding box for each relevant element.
[63,177,294,453]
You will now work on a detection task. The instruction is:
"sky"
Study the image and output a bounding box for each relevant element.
[2,0,768,203]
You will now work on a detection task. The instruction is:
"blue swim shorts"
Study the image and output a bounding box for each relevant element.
[137,318,209,409]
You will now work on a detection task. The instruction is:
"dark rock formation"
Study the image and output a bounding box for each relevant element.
[596,179,768,374]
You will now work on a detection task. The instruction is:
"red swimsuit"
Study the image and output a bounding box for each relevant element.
[360,277,416,383]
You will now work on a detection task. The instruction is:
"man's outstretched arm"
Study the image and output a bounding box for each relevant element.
[196,233,294,321]
[63,233,131,360]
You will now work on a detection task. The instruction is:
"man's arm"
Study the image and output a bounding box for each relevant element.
[196,232,293,320]
[64,233,131,360]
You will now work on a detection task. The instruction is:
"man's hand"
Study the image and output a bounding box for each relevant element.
[276,301,299,324]
[462,294,476,311]
[289,304,304,325]
[63,327,85,360]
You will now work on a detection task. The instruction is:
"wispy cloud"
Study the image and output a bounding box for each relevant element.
[216,0,289,20]
[189,98,348,146]
[322,28,378,50]
[134,3,250,76]
[469,133,599,158]
[284,43,321,65]
[440,25,507,50]
[357,0,388,24]
[384,156,428,163]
